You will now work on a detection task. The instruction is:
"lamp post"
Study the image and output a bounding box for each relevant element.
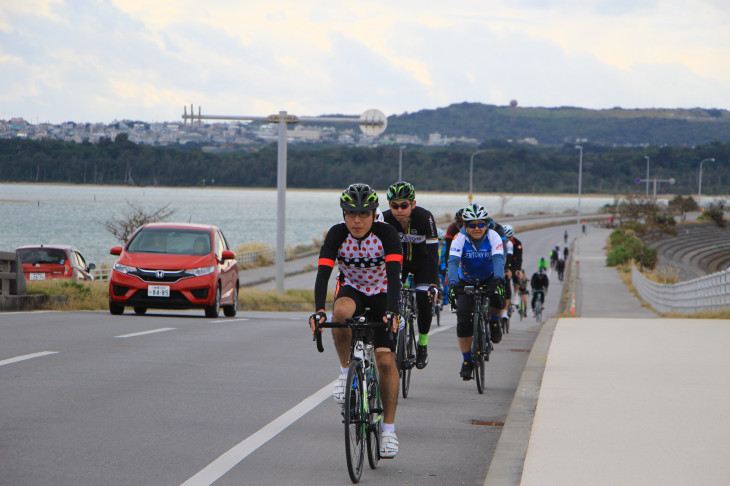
[644,155,650,196]
[698,157,716,204]
[398,146,406,181]
[575,145,583,225]
[468,150,487,203]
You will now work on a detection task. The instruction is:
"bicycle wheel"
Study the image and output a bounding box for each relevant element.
[535,295,542,323]
[401,317,415,398]
[518,301,525,321]
[472,312,486,394]
[366,364,382,470]
[433,300,441,327]
[344,360,365,483]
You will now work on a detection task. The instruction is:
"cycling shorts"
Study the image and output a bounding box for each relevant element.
[335,285,395,351]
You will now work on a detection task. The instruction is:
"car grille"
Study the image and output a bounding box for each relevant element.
[130,268,194,283]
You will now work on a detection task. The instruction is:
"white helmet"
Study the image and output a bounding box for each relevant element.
[503,224,514,238]
[461,204,489,222]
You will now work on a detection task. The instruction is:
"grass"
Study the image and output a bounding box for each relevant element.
[27,279,332,312]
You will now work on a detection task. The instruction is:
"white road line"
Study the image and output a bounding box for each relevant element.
[180,383,332,486]
[0,351,58,367]
[114,328,176,338]
[208,318,249,324]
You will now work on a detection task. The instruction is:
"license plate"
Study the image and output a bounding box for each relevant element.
[30,273,45,281]
[148,285,170,297]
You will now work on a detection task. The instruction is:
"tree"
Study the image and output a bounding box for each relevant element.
[101,201,177,244]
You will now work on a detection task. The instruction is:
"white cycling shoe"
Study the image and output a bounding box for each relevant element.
[380,431,399,458]
[333,372,347,404]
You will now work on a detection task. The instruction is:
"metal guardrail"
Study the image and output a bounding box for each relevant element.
[0,251,27,296]
[632,266,730,314]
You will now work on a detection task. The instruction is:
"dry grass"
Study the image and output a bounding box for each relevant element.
[27,280,109,310]
[26,279,333,313]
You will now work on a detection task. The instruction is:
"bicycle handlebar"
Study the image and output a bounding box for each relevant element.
[312,314,395,354]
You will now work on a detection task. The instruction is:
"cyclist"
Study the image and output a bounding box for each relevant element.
[517,268,530,315]
[530,259,550,316]
[446,203,506,381]
[382,181,440,369]
[444,208,465,258]
[309,183,403,458]
[556,255,565,281]
[503,224,524,304]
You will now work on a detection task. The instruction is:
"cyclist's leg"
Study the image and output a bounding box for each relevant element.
[456,292,475,379]
[331,288,361,403]
[369,293,399,457]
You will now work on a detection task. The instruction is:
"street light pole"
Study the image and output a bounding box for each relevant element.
[398,146,406,181]
[644,155,650,197]
[469,150,487,203]
[575,145,583,225]
[698,157,716,203]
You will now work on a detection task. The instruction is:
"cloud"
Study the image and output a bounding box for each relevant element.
[1,0,729,123]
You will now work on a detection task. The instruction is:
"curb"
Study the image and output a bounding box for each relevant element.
[484,317,558,486]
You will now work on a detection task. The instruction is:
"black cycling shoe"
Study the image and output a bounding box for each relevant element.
[490,321,503,344]
[460,360,473,380]
[416,344,429,369]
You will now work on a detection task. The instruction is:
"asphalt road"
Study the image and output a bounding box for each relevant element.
[0,226,571,485]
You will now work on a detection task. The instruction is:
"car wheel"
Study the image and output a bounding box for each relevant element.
[223,286,238,317]
[205,285,221,318]
[109,301,124,315]
[134,307,147,315]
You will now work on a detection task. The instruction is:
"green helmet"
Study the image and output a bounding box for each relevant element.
[340,183,379,212]
[386,181,416,201]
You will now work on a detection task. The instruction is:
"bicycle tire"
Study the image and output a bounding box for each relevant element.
[366,363,382,470]
[401,317,415,398]
[472,312,486,394]
[344,360,365,483]
[433,301,441,326]
[535,294,543,323]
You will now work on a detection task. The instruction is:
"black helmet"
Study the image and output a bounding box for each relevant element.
[455,208,465,222]
[386,181,415,201]
[340,183,379,212]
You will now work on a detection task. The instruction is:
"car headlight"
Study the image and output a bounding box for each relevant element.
[187,266,216,277]
[113,262,135,274]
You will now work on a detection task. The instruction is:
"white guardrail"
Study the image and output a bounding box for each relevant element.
[632,266,730,314]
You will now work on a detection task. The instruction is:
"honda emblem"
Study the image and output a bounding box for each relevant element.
[156,270,165,279]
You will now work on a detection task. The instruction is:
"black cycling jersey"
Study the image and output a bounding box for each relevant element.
[314,221,403,313]
[382,206,439,285]
[507,237,523,272]
[531,272,549,291]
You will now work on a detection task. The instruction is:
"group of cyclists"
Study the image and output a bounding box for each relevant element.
[308,181,554,462]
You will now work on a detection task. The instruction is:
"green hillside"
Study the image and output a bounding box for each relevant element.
[387,103,730,146]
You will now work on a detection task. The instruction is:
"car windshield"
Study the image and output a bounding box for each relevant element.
[126,228,212,255]
[18,248,68,265]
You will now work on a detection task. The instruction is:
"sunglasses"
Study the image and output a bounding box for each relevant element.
[467,222,486,229]
[390,202,411,210]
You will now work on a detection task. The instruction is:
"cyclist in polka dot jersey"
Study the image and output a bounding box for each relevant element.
[310,183,403,458]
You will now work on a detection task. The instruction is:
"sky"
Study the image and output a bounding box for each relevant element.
[2,0,729,124]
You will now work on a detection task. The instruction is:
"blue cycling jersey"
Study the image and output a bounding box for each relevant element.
[447,228,505,286]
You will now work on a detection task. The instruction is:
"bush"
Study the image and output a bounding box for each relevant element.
[606,229,657,269]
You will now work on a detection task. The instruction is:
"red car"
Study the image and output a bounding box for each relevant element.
[16,245,96,282]
[108,223,239,317]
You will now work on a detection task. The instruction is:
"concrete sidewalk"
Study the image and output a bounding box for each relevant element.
[486,228,730,485]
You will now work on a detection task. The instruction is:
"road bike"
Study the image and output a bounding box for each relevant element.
[455,285,494,394]
[397,285,417,398]
[534,289,545,323]
[431,286,441,327]
[314,312,389,483]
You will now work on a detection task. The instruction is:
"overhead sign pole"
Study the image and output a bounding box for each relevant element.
[183,106,387,294]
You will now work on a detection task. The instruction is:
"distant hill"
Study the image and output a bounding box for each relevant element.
[386,103,730,146]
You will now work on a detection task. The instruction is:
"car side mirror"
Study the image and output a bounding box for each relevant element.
[221,250,235,261]
[110,247,122,255]
[88,263,96,271]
